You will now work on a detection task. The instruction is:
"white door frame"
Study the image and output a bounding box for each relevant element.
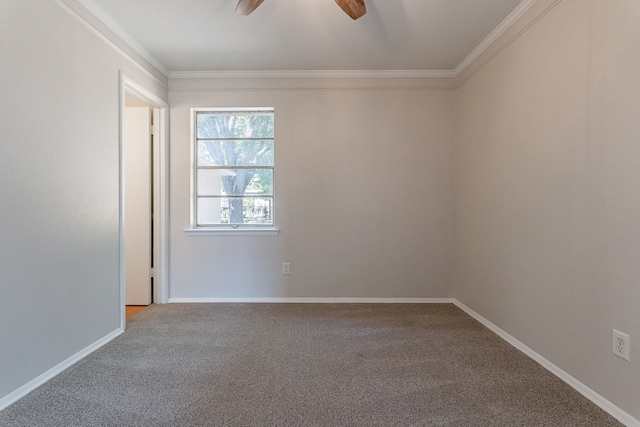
[119,72,169,329]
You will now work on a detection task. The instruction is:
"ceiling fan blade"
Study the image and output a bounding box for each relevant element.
[236,0,265,15]
[335,0,366,20]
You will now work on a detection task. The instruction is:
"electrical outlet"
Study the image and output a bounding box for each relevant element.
[282,262,291,275]
[612,329,631,361]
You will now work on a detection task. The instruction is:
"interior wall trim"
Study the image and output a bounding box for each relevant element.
[453,300,640,427]
[54,0,168,88]
[169,70,457,79]
[119,72,171,312]
[72,0,169,76]
[454,0,564,88]
[453,0,538,76]
[59,0,546,85]
[168,298,455,304]
[0,328,124,412]
[4,300,638,426]
[168,77,457,92]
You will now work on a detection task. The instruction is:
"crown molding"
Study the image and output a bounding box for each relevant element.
[169,69,456,79]
[54,0,167,89]
[168,1,540,81]
[168,75,457,92]
[73,0,170,77]
[454,0,562,88]
[453,0,538,76]
[61,0,541,84]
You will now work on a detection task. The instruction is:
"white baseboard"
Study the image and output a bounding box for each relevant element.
[168,297,455,304]
[453,300,640,427]
[4,301,636,426]
[0,328,124,412]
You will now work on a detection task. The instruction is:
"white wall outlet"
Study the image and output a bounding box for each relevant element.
[612,329,631,361]
[282,262,291,275]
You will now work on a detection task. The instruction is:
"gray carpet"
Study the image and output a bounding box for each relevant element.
[0,303,623,426]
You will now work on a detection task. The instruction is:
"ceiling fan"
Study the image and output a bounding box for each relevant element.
[235,0,367,20]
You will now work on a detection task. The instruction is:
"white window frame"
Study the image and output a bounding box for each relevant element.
[187,107,278,236]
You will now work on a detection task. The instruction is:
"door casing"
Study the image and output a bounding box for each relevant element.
[119,72,169,329]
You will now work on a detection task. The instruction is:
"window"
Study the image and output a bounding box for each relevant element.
[193,108,274,229]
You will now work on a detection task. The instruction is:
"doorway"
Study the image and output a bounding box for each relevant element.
[120,73,169,329]
[124,94,153,308]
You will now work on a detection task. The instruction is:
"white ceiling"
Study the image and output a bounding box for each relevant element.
[85,0,531,75]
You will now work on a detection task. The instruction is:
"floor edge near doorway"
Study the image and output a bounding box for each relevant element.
[0,328,124,412]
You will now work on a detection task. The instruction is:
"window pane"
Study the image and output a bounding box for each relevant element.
[194,109,275,228]
[197,169,235,196]
[197,197,273,225]
[197,169,273,197]
[197,140,274,167]
[197,197,225,225]
[197,112,274,139]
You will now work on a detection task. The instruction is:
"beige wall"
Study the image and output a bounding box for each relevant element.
[0,0,167,403]
[169,79,455,299]
[3,0,639,422]
[454,0,640,419]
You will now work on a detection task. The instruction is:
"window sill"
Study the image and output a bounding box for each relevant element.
[185,228,280,236]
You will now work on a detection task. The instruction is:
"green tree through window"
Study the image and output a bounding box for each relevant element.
[194,109,274,226]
